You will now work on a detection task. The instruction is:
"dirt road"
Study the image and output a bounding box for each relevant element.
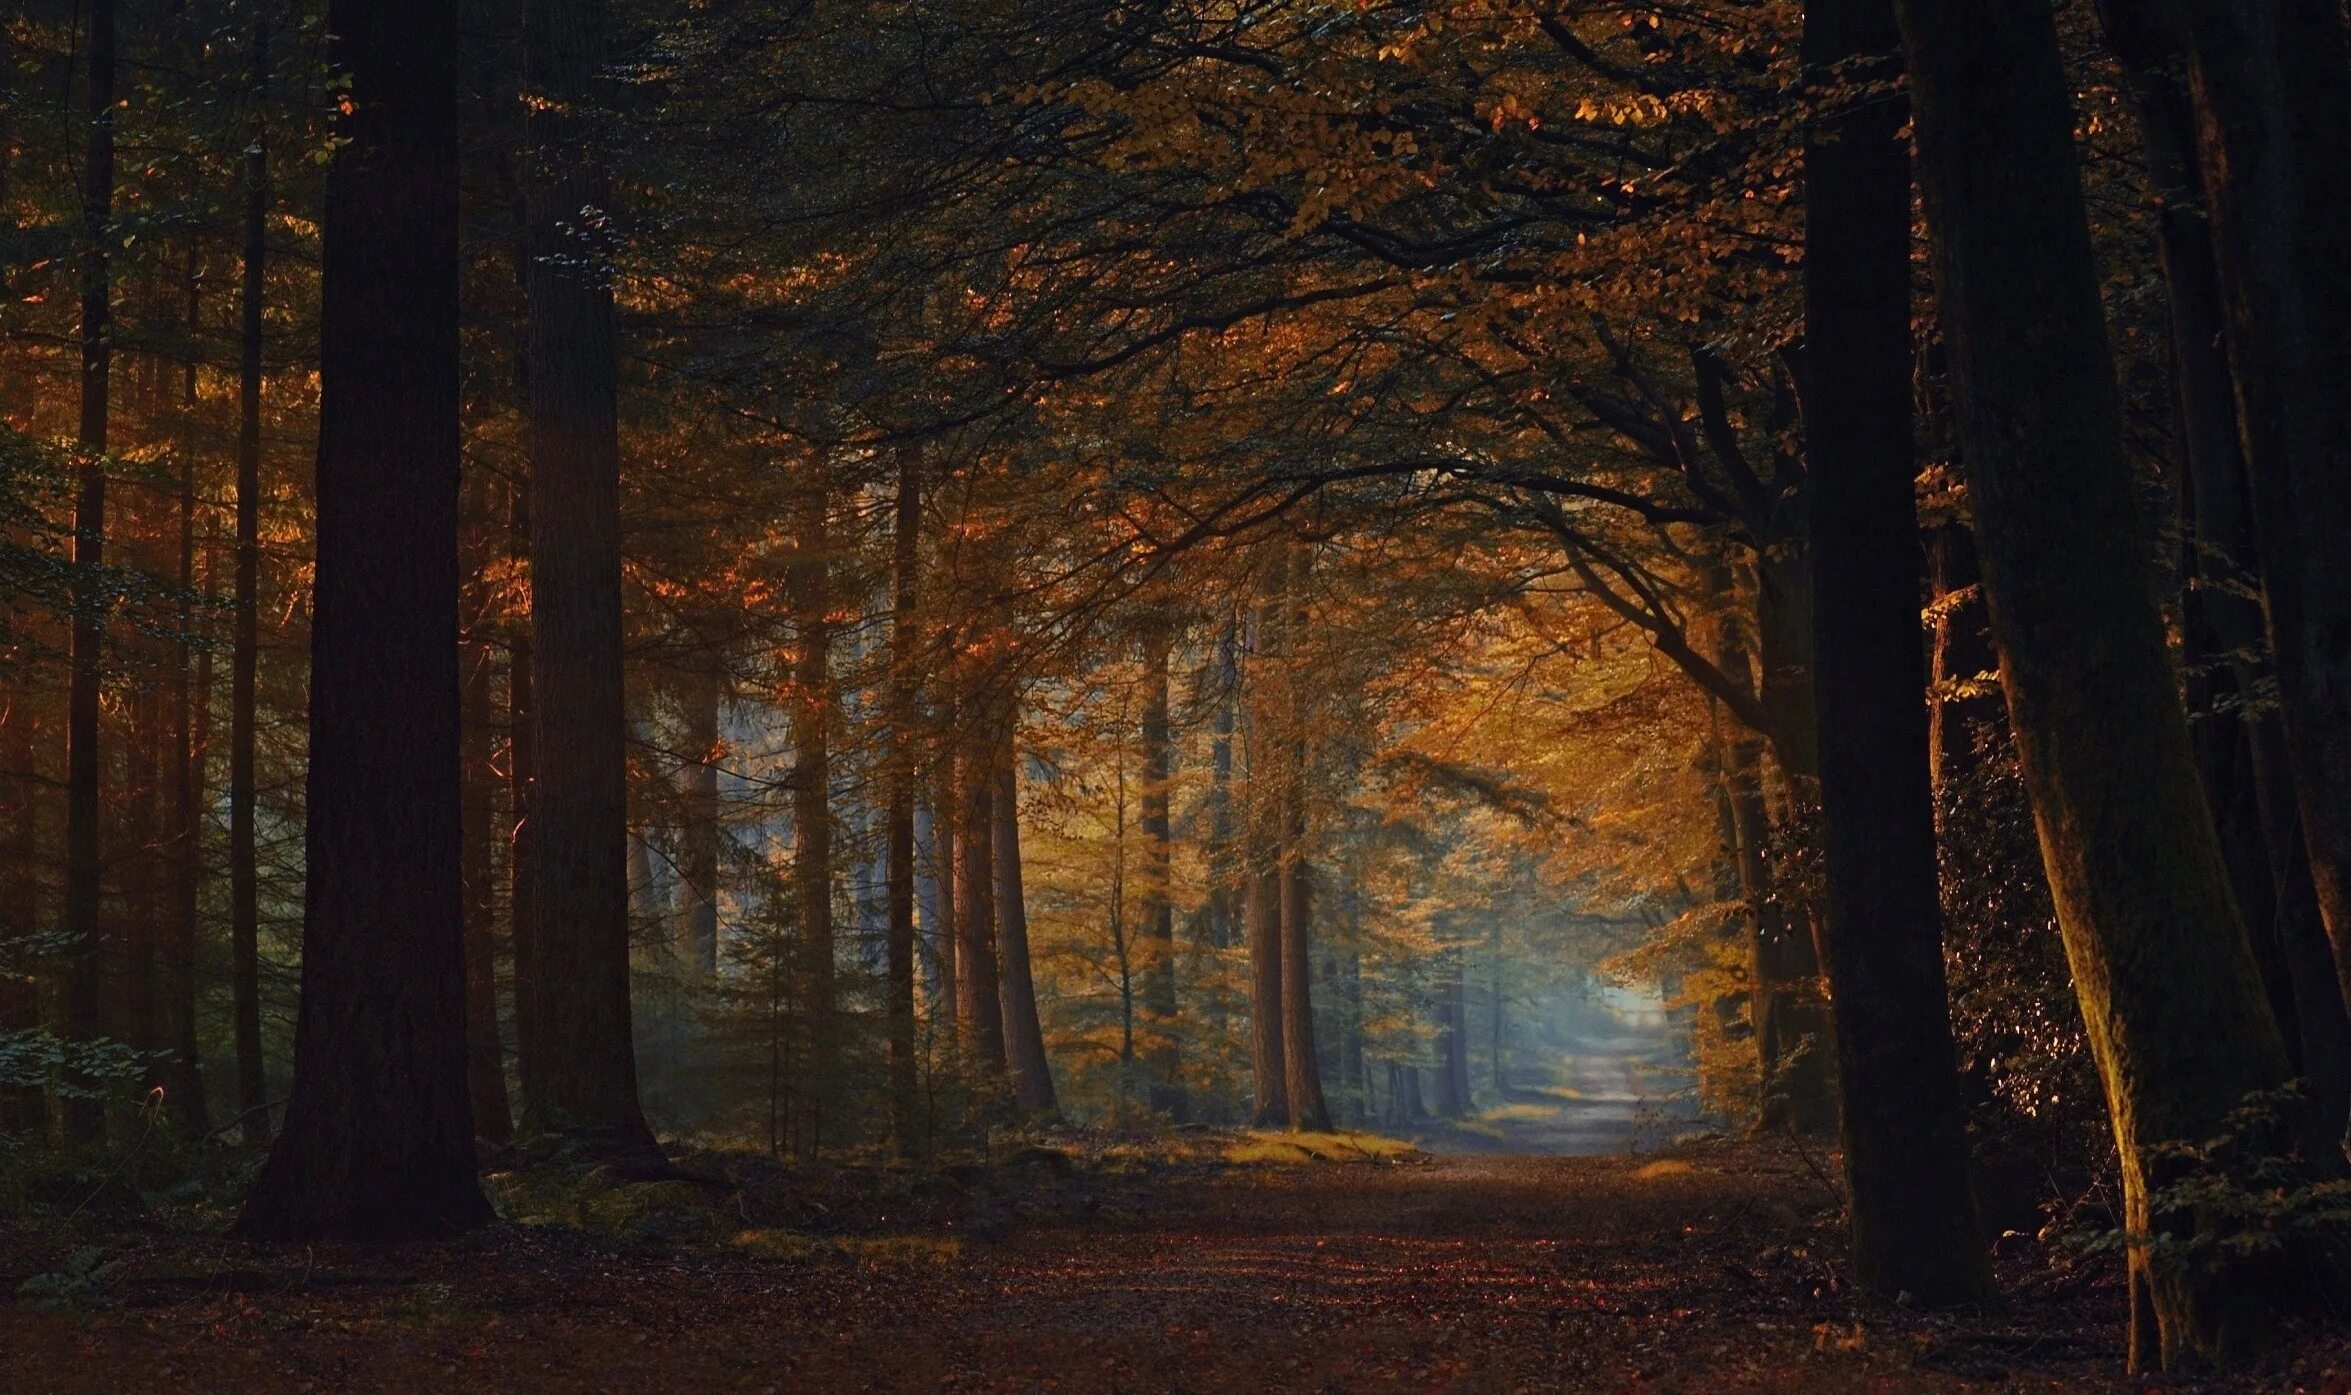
[0,1143,2194,1393]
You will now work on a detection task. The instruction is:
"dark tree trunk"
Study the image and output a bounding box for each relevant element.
[1279,852,1330,1131]
[506,477,547,1115]
[993,724,1056,1117]
[1137,623,1183,1118]
[2133,3,2351,1049]
[1800,0,1993,1304]
[1245,859,1286,1128]
[929,732,960,1035]
[2100,0,2351,1144]
[953,719,1006,1072]
[461,503,513,1145]
[235,0,489,1239]
[521,0,654,1158]
[1204,612,1240,953]
[161,424,209,1135]
[1431,959,1470,1120]
[57,0,116,1148]
[230,0,270,1147]
[1,709,43,1133]
[786,491,834,1158]
[673,658,720,978]
[1896,0,2298,1367]
[884,457,920,1150]
[1392,1059,1427,1126]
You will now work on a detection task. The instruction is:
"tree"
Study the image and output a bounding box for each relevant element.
[55,0,116,1149]
[520,0,657,1159]
[994,720,1057,1117]
[236,0,490,1241]
[786,486,834,1156]
[1895,0,2297,1367]
[1799,0,1991,1304]
[1136,621,1183,1117]
[2135,3,2351,1046]
[883,455,921,1148]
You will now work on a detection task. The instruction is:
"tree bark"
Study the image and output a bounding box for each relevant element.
[1137,623,1183,1118]
[2132,2,2351,1052]
[506,476,548,1117]
[1432,956,1470,1120]
[57,0,116,1148]
[786,490,834,1158]
[993,722,1056,1117]
[1800,0,1992,1304]
[1279,851,1330,1130]
[929,731,960,1035]
[883,456,920,1150]
[461,504,513,1146]
[161,399,209,1136]
[673,658,720,978]
[953,715,1006,1072]
[230,0,270,1146]
[1896,0,2298,1367]
[2097,1,2351,1146]
[521,0,655,1158]
[235,0,489,1238]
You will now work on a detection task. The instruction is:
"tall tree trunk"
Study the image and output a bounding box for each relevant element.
[2098,0,2350,1146]
[521,0,654,1158]
[1800,0,1992,1304]
[953,716,1005,1073]
[1278,850,1330,1130]
[235,0,489,1238]
[56,0,116,1148]
[230,1,270,1145]
[929,731,960,1036]
[785,491,834,1158]
[461,523,513,1146]
[506,477,547,1116]
[883,457,920,1150]
[1431,957,1470,1119]
[1244,862,1286,1128]
[161,405,209,1135]
[673,658,720,978]
[994,721,1056,1117]
[1242,573,1287,1129]
[2133,3,2351,1050]
[1205,611,1240,953]
[1896,0,2298,1367]
[1703,563,1836,1132]
[1,706,44,1133]
[1137,623,1183,1118]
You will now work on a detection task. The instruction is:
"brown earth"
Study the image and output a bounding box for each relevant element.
[3,1142,2343,1393]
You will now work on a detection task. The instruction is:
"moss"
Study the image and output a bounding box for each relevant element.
[1219,1130,1420,1166]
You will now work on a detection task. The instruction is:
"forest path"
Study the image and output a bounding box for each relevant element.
[2,1144,2145,1393]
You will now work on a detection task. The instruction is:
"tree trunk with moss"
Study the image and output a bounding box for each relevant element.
[1897,0,2297,1368]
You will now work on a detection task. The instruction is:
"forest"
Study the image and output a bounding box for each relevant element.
[5,0,2351,1389]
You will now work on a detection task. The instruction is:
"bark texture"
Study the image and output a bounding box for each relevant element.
[521,0,655,1157]
[1896,0,2297,1367]
[1800,0,1991,1304]
[236,0,489,1238]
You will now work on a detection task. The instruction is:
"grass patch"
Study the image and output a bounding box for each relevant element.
[1631,1159,1696,1180]
[1220,1130,1421,1166]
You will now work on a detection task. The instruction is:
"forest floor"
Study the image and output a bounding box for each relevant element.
[4,1134,2347,1393]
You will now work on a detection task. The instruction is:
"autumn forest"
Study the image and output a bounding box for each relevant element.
[5,0,2351,1389]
